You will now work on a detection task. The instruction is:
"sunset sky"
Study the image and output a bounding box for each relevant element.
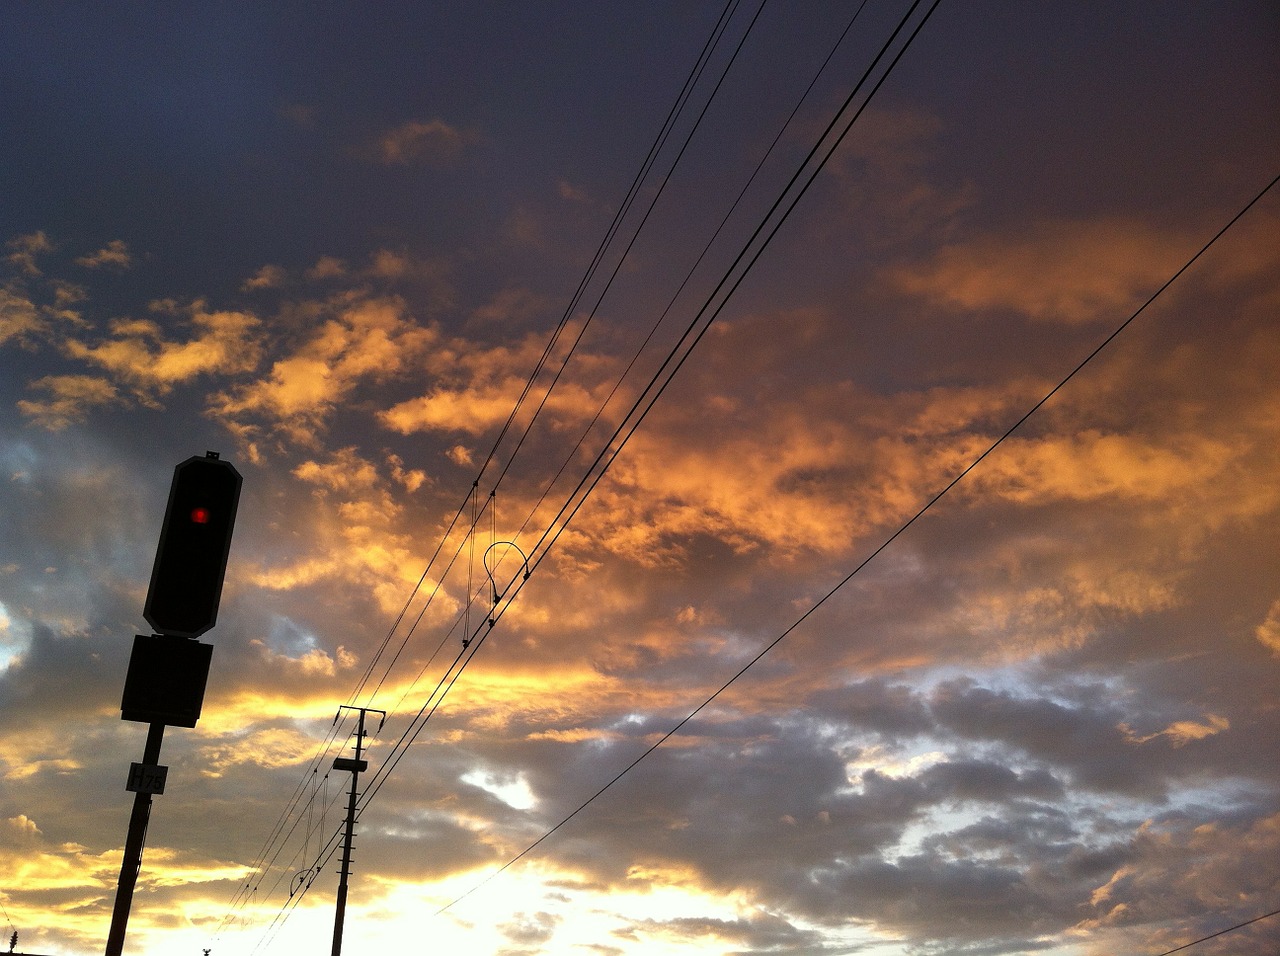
[2,3,1279,955]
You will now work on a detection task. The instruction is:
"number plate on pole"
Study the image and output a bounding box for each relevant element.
[126,762,168,795]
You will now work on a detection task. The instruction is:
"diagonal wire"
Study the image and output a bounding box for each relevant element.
[1150,906,1280,955]
[354,0,937,822]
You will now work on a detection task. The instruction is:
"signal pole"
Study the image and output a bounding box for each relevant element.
[104,721,166,956]
[331,706,384,956]
[105,453,241,956]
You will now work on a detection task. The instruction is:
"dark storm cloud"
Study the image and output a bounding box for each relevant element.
[805,679,936,738]
[0,621,127,724]
[624,910,833,954]
[929,679,1238,799]
[436,702,1071,904]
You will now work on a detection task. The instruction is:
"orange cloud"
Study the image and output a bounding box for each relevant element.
[197,723,333,773]
[380,382,530,436]
[889,218,1188,322]
[1256,599,1280,655]
[1121,714,1229,747]
[5,230,52,275]
[0,281,85,347]
[0,286,45,345]
[378,118,474,165]
[242,263,286,290]
[387,452,428,492]
[293,446,380,492]
[240,447,454,623]
[64,303,261,396]
[74,238,132,270]
[17,374,120,430]
[307,255,348,280]
[970,430,1233,504]
[213,295,435,444]
[380,322,610,436]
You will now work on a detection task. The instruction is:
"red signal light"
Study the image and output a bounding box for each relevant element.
[145,453,242,638]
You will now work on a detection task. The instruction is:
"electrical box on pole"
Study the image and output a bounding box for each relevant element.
[120,633,214,727]
[144,452,242,638]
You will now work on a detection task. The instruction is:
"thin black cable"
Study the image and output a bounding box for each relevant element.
[349,0,750,715]
[522,0,937,581]
[355,0,935,835]
[386,595,470,718]
[498,0,870,563]
[246,11,751,890]
[434,170,1280,915]
[338,0,944,903]
[1151,907,1280,955]
[348,494,471,704]
[288,0,777,847]
[362,488,495,705]
[217,2,794,941]
[216,717,351,931]
[235,2,1272,942]
[218,502,465,936]
[480,0,745,494]
[217,490,477,934]
[245,531,507,939]
[247,776,355,955]
[256,608,486,934]
[345,0,745,713]
[490,0,767,490]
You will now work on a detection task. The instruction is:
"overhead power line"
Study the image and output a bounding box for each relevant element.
[350,0,939,830]
[1151,906,1280,955]
[352,0,767,715]
[219,0,1278,936]
[214,0,771,944]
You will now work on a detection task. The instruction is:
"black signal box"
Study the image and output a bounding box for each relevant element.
[144,453,242,638]
[121,634,213,728]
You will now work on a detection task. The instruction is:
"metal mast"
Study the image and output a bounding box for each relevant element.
[330,706,384,956]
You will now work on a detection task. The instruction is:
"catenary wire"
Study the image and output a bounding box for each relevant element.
[493,0,873,571]
[487,0,769,491]
[329,0,748,721]
[218,0,759,942]
[354,0,771,773]
[484,0,748,495]
[354,0,932,812]
[1150,906,1280,955]
[496,0,940,616]
[338,3,941,882]
[330,0,773,817]
[232,0,962,942]
[228,6,1276,950]
[341,0,756,712]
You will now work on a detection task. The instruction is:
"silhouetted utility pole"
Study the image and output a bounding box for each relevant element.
[330,705,385,956]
